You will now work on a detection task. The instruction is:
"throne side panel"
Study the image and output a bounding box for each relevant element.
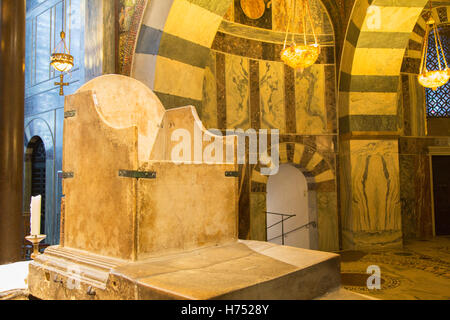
[136,162,239,259]
[62,92,139,261]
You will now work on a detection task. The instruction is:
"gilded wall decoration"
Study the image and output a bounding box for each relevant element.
[240,0,269,20]
[119,0,147,75]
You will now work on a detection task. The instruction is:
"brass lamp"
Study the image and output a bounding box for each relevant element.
[51,31,74,95]
[418,10,449,90]
[281,0,320,71]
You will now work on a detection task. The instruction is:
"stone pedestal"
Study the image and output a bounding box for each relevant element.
[29,241,340,300]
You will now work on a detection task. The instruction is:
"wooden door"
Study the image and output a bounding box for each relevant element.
[432,156,450,235]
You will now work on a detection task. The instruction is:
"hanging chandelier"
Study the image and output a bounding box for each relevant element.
[418,4,449,91]
[50,0,73,96]
[51,31,74,73]
[280,0,320,71]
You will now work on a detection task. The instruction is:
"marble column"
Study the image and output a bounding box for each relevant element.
[0,0,26,264]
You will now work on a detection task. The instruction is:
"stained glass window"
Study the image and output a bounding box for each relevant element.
[425,25,450,118]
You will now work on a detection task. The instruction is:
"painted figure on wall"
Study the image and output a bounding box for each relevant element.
[119,0,136,33]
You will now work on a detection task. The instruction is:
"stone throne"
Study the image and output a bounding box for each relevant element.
[28,75,340,300]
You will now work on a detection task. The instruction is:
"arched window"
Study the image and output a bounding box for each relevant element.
[425,24,450,118]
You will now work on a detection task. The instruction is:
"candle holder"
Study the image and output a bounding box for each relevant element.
[25,235,46,260]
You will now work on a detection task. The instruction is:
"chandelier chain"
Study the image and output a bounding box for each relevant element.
[301,0,307,45]
[305,0,318,44]
[280,0,320,70]
[435,24,448,69]
[283,0,293,49]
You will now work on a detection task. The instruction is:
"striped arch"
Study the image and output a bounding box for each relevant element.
[402,3,450,75]
[249,142,339,252]
[400,3,450,136]
[132,0,233,108]
[339,0,430,134]
[250,143,335,190]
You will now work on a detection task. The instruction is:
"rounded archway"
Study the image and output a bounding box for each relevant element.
[250,142,337,251]
[24,136,46,237]
[24,117,56,245]
[266,163,318,249]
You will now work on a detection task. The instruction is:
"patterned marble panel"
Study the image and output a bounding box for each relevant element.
[400,153,433,239]
[339,140,352,232]
[401,74,412,136]
[250,60,261,130]
[317,191,339,251]
[239,165,251,239]
[250,192,267,241]
[295,64,327,135]
[399,155,417,238]
[325,65,337,133]
[410,75,426,137]
[201,51,218,129]
[216,52,227,129]
[401,73,426,137]
[348,140,401,233]
[284,65,296,133]
[272,0,331,35]
[225,54,250,129]
[259,60,286,132]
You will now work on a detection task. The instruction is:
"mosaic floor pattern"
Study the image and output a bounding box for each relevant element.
[339,236,450,300]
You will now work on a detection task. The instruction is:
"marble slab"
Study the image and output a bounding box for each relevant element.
[28,241,340,300]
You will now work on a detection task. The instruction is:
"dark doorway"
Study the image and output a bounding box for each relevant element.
[432,156,450,235]
[29,137,46,235]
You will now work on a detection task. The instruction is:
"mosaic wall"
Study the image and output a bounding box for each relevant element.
[119,0,147,75]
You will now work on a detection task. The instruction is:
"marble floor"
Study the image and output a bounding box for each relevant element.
[339,236,450,300]
[3,237,450,300]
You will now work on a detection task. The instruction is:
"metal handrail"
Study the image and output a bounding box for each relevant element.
[266,211,296,245]
[267,215,295,229]
[266,212,296,217]
[267,221,317,242]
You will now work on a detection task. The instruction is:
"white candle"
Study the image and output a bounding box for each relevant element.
[30,195,42,236]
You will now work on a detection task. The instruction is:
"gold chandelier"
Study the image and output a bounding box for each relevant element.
[281,0,320,71]
[51,31,74,73]
[418,5,449,90]
[50,0,73,96]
